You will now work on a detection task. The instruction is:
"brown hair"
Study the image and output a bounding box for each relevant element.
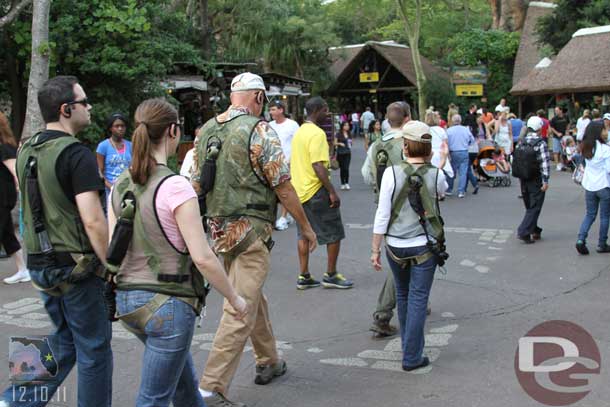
[130,98,178,185]
[0,112,16,147]
[405,134,432,158]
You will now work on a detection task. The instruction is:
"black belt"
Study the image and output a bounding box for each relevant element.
[28,252,76,269]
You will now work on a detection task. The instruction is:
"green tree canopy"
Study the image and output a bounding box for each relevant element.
[448,29,520,106]
[536,0,610,54]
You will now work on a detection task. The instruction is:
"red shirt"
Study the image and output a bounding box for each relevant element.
[439,119,447,129]
[540,117,550,139]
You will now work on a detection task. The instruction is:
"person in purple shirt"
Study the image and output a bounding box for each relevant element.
[446,114,477,198]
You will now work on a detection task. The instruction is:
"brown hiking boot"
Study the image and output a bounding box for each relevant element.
[254,359,287,385]
[370,319,398,338]
[203,393,247,407]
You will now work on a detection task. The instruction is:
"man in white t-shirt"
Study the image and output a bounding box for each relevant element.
[495,97,510,114]
[269,100,300,231]
[351,111,360,137]
[361,106,375,140]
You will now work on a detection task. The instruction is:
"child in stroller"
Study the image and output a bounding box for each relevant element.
[476,139,512,187]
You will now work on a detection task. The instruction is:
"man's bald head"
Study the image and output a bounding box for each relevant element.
[386,102,411,128]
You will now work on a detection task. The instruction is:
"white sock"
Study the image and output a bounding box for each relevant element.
[199,388,214,398]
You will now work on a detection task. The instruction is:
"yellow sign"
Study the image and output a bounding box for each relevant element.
[359,72,379,83]
[455,84,483,97]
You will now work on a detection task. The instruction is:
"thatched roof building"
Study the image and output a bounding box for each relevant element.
[511,1,556,87]
[511,25,610,96]
[327,41,447,115]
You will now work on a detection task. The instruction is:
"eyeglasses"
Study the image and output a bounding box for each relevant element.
[67,98,90,107]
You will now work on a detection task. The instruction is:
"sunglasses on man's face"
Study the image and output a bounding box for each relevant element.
[67,98,90,107]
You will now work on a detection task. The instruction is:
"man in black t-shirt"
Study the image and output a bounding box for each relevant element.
[1,76,112,407]
[550,106,569,170]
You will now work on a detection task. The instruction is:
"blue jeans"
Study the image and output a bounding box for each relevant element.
[447,150,470,194]
[2,267,113,407]
[116,290,204,407]
[385,245,437,367]
[577,188,610,246]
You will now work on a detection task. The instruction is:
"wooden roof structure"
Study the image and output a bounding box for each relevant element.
[511,25,610,96]
[327,41,447,95]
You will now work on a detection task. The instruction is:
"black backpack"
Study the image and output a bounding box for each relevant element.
[512,139,543,180]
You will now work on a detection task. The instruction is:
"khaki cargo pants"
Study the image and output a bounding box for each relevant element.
[199,237,278,395]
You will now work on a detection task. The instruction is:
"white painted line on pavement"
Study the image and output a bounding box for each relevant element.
[459,259,476,267]
[488,246,502,250]
[425,334,451,347]
[430,324,458,334]
[475,265,490,274]
[307,348,323,353]
[7,303,44,315]
[320,358,368,367]
[3,298,41,309]
[441,312,455,318]
[357,350,402,361]
[21,313,48,320]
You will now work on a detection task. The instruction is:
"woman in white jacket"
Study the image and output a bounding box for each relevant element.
[576,121,610,254]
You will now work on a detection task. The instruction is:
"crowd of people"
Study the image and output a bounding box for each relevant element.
[1,70,610,407]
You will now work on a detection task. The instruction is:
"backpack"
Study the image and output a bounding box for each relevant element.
[512,138,543,180]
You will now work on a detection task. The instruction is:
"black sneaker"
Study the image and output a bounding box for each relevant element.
[403,356,430,372]
[297,275,321,290]
[322,272,353,289]
[576,240,589,255]
[596,244,610,253]
[254,359,287,385]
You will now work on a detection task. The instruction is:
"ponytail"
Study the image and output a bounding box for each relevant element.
[129,98,178,185]
[130,122,156,185]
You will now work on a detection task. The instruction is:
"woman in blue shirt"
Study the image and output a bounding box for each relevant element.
[96,113,132,196]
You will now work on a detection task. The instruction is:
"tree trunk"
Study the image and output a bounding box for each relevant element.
[21,0,51,141]
[410,38,427,119]
[498,0,510,30]
[6,43,26,139]
[199,0,212,58]
[464,0,470,26]
[0,0,32,29]
[509,0,527,31]
[397,0,426,118]
[489,0,500,29]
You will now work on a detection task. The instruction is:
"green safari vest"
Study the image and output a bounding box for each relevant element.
[17,133,93,256]
[370,130,404,193]
[387,162,444,242]
[196,114,277,228]
[111,165,201,299]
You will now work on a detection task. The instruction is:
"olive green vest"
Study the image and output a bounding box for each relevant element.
[370,130,404,194]
[196,114,277,229]
[111,166,198,298]
[17,133,93,256]
[387,162,444,242]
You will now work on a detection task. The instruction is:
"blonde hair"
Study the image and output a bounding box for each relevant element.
[424,110,439,126]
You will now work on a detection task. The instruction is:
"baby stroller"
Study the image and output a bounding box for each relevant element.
[475,140,512,187]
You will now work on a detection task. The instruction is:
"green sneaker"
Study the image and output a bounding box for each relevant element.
[202,392,247,407]
[322,272,353,289]
[297,275,321,290]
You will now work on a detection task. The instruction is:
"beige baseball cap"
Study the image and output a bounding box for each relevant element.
[231,72,266,92]
[397,120,432,143]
